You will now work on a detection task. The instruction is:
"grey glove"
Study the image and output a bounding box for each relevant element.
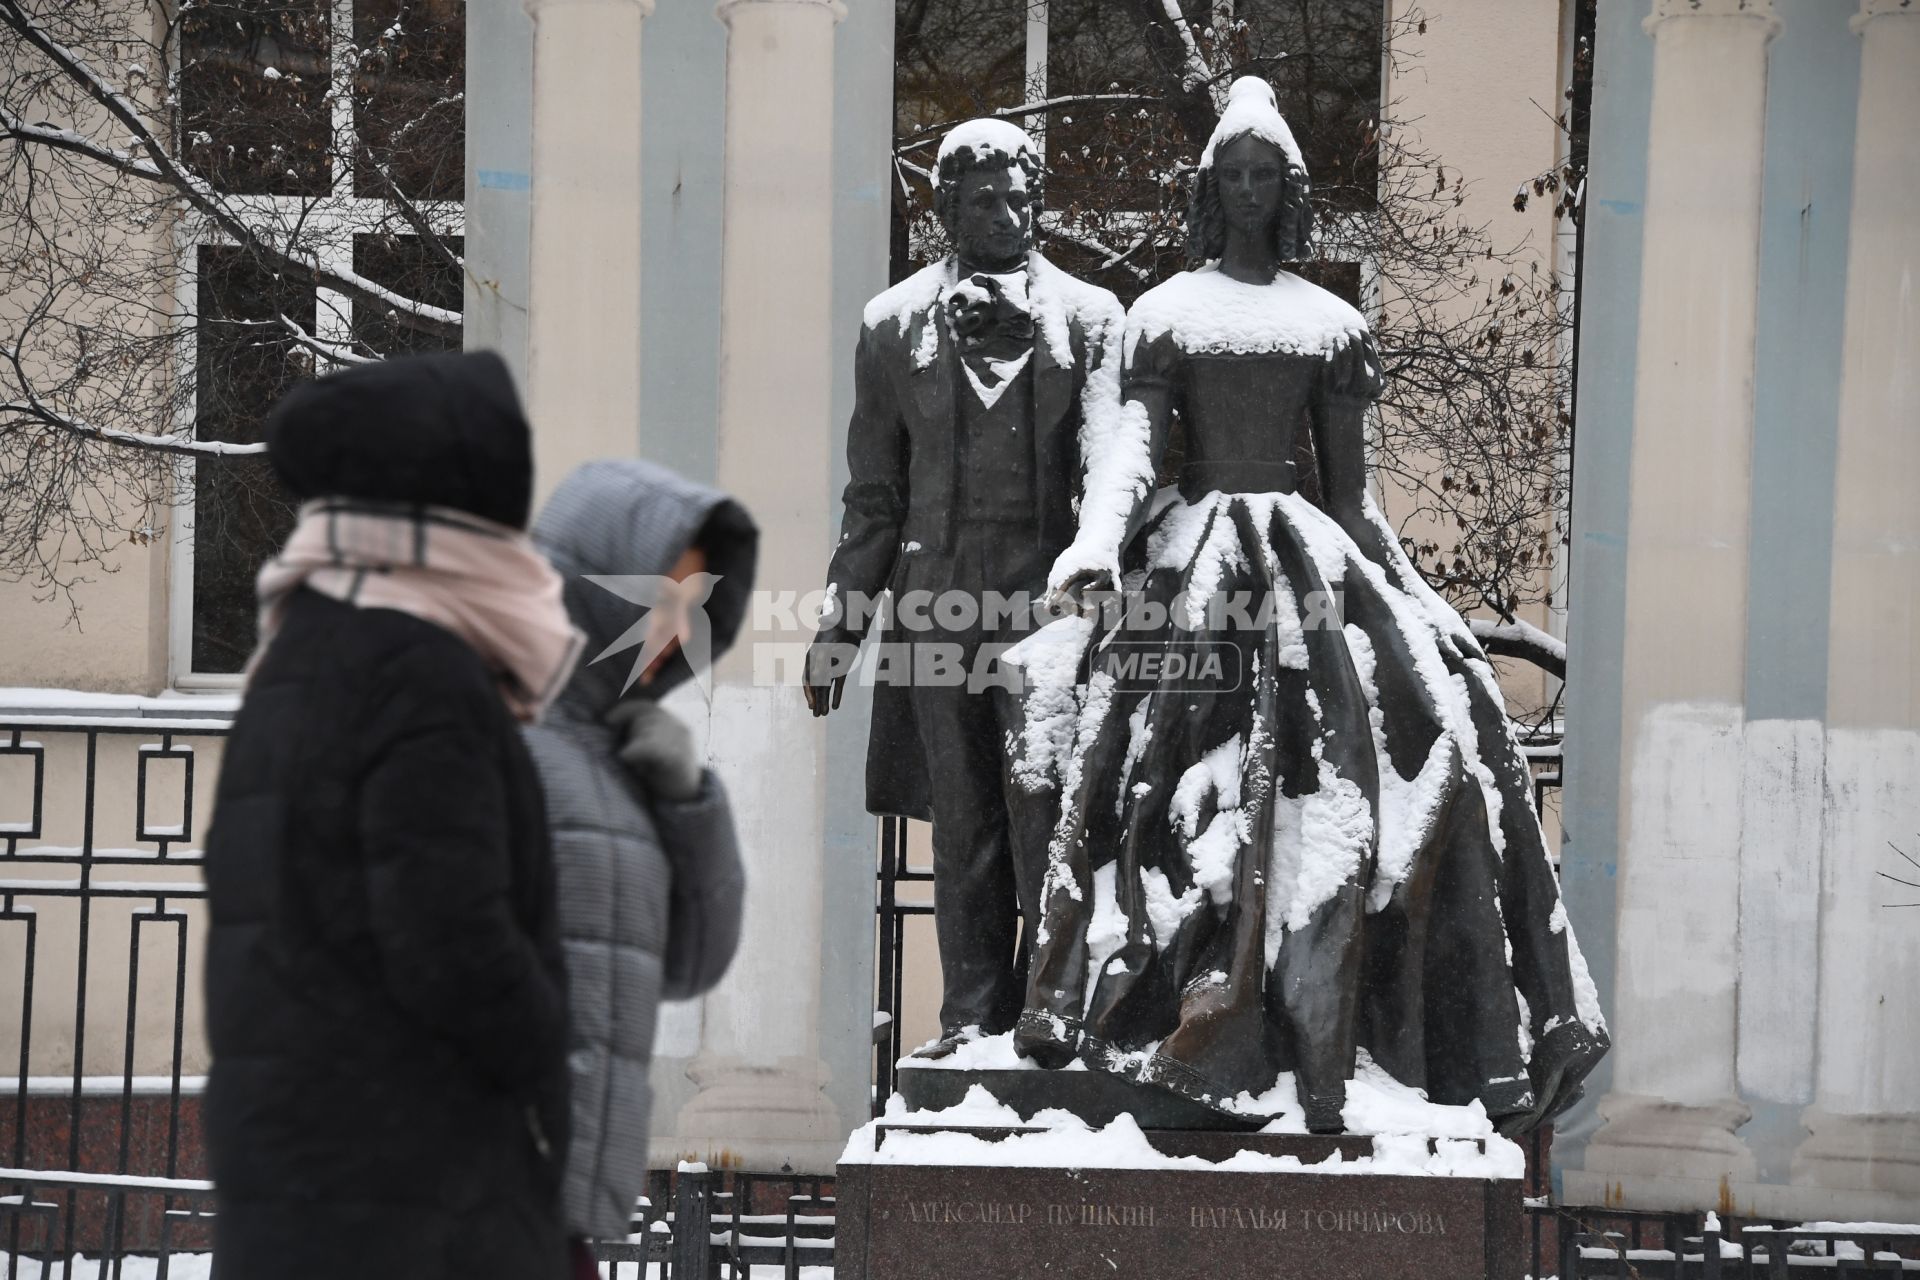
[605,698,704,802]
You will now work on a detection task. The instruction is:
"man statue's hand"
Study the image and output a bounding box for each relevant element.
[803,637,849,717]
[1047,567,1116,618]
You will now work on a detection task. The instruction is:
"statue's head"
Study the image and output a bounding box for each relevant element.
[934,119,1043,274]
[1187,77,1313,266]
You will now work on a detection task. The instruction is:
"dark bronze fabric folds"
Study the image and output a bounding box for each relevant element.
[1013,486,1608,1136]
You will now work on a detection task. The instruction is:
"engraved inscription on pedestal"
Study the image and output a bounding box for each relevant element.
[834,1160,1523,1280]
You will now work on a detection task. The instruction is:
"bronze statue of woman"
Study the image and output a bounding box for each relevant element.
[1012,78,1608,1136]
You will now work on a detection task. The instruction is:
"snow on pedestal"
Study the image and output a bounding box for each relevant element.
[861,1037,1526,1181]
[836,1052,1529,1280]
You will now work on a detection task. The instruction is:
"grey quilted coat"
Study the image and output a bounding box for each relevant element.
[523,459,756,1239]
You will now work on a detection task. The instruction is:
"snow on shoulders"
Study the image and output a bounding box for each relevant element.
[862,258,953,333]
[1031,252,1123,325]
[1126,265,1369,361]
[1030,252,1124,369]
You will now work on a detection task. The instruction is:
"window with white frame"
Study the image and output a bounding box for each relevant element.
[171,0,465,681]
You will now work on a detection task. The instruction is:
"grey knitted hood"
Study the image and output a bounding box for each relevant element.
[532,459,758,712]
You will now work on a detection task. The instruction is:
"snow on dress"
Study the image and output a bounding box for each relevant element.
[1011,265,1608,1135]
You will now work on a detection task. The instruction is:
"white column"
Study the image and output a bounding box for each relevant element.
[1793,0,1920,1214]
[1570,0,1777,1208]
[521,0,650,501]
[671,0,847,1174]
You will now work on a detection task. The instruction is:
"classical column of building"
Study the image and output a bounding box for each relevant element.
[1792,0,1920,1212]
[521,0,651,497]
[463,2,534,390]
[672,0,848,1173]
[1572,0,1778,1205]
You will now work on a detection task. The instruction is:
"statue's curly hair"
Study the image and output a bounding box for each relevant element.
[933,141,1046,236]
[1185,132,1313,267]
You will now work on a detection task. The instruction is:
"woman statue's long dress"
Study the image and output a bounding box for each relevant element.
[1010,78,1608,1136]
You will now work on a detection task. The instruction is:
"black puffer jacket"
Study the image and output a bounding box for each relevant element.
[203,352,571,1280]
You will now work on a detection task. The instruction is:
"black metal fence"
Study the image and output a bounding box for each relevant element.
[5,1169,1916,1279]
[1540,1208,1920,1277]
[571,1167,835,1278]
[4,713,1915,1278]
[2,716,217,1270]
[0,1164,835,1279]
[0,714,846,1279]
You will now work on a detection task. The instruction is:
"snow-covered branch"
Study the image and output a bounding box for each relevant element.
[1,111,163,180]
[274,315,377,368]
[1,1,462,336]
[1469,616,1566,679]
[0,1,478,605]
[1158,0,1225,110]
[4,400,266,459]
[1040,223,1156,283]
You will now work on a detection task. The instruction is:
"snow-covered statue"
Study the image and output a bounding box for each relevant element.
[1012,78,1608,1135]
[804,120,1126,1060]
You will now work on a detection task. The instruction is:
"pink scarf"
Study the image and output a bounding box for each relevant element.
[253,500,586,723]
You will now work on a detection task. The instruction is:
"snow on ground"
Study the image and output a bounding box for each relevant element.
[0,1256,213,1280]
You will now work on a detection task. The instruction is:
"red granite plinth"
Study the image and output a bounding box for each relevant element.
[0,1092,210,1253]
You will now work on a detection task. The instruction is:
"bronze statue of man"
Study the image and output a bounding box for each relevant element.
[804,120,1124,1062]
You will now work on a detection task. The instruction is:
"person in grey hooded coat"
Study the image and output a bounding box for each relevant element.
[523,459,756,1247]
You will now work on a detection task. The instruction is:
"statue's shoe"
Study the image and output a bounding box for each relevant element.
[1303,1092,1347,1135]
[908,1025,985,1061]
[1012,1008,1082,1070]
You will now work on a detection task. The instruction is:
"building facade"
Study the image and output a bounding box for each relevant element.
[17,0,1910,1228]
[1558,0,1918,1221]
[3,0,1584,1179]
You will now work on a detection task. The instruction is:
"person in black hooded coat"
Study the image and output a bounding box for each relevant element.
[203,351,576,1280]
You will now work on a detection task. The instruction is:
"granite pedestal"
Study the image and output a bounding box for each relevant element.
[835,1125,1523,1280]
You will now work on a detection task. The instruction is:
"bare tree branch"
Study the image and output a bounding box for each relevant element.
[0,0,467,610]
[0,0,460,334]
[899,94,1161,148]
